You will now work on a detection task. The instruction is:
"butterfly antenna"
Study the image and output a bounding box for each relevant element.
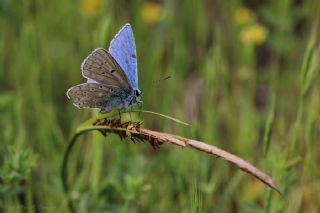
[140,75,171,87]
[151,75,171,85]
[135,76,170,113]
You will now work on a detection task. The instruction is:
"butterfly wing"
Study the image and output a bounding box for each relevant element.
[81,48,132,89]
[66,83,125,112]
[108,24,139,89]
[67,24,140,113]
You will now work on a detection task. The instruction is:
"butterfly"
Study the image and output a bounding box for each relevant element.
[66,24,142,114]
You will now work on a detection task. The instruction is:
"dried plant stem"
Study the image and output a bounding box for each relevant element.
[137,128,281,194]
[62,119,281,211]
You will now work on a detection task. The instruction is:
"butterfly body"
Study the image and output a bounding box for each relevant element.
[67,24,142,113]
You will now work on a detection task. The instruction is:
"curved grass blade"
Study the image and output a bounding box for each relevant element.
[131,110,190,126]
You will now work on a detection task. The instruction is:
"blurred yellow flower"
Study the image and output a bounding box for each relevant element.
[240,24,268,45]
[80,0,102,17]
[141,2,164,24]
[235,7,256,25]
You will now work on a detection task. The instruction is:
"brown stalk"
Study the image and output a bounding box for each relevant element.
[93,118,282,194]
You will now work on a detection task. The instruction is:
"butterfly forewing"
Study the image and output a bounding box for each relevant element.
[81,48,132,89]
[109,24,138,89]
[67,83,121,109]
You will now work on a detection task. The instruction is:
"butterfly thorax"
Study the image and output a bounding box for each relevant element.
[98,87,142,113]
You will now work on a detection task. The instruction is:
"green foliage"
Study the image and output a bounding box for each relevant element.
[0,146,37,200]
[0,0,320,212]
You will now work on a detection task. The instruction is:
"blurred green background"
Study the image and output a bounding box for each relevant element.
[0,0,320,212]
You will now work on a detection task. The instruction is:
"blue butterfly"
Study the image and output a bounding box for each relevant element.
[67,24,142,113]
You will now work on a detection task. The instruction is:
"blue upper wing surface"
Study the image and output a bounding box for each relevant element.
[108,24,138,89]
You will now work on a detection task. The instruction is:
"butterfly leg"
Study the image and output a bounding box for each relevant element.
[126,105,132,121]
[118,110,122,121]
[137,102,143,116]
[128,110,132,121]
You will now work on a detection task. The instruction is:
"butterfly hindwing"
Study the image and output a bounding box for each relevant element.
[109,24,138,89]
[81,48,131,89]
[66,83,121,109]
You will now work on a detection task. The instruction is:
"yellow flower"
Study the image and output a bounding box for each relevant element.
[141,2,164,24]
[235,7,256,25]
[80,0,102,17]
[239,24,268,45]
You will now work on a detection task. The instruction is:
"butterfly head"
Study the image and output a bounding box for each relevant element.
[134,89,143,103]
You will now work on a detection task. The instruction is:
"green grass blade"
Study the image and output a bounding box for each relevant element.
[132,110,190,126]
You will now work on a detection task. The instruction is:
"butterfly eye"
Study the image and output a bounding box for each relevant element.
[135,90,141,97]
